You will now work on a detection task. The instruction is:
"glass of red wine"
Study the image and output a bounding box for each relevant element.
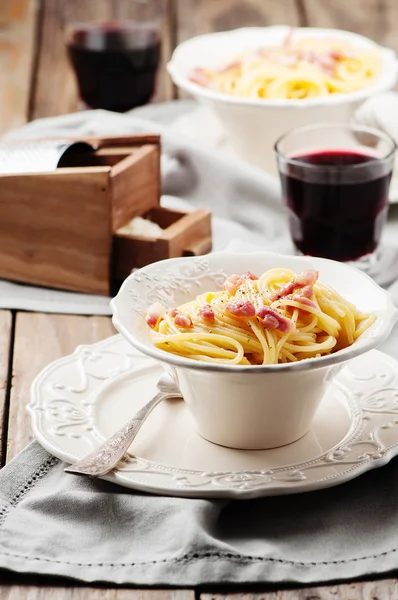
[66,21,161,112]
[275,123,396,271]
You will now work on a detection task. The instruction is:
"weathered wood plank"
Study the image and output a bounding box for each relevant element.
[302,0,398,53]
[5,312,115,463]
[176,0,301,44]
[201,580,398,599]
[1,587,194,600]
[0,0,38,134]
[31,0,174,120]
[0,311,13,467]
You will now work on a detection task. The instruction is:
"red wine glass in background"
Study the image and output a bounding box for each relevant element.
[275,123,396,271]
[66,21,161,112]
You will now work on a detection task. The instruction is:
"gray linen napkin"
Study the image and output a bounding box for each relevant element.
[2,438,398,585]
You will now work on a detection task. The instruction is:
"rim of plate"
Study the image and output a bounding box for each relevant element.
[27,335,398,499]
[110,250,398,374]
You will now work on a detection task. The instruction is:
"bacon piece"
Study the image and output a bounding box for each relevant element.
[145,302,166,329]
[316,54,336,72]
[297,49,336,73]
[262,314,280,329]
[329,49,342,60]
[242,271,258,280]
[220,60,241,73]
[224,274,244,295]
[257,306,291,333]
[297,270,318,286]
[329,49,355,61]
[282,292,317,313]
[224,272,258,295]
[146,314,158,328]
[294,296,317,310]
[167,308,178,318]
[188,68,211,88]
[199,304,215,324]
[270,270,319,301]
[299,285,313,299]
[174,313,192,328]
[225,300,256,317]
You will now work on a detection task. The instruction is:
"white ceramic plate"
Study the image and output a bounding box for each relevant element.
[28,334,398,499]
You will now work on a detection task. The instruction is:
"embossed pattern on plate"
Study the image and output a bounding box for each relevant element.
[28,335,398,499]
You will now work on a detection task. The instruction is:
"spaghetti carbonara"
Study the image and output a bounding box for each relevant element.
[145,268,376,365]
[188,32,381,100]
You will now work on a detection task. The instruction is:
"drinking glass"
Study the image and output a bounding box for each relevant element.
[275,123,396,270]
[66,20,161,112]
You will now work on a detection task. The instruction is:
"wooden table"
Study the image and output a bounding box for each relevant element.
[0,309,397,598]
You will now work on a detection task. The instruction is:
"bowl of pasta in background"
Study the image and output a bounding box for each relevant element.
[167,26,398,175]
[111,251,398,450]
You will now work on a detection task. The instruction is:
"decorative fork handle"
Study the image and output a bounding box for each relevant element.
[64,390,177,478]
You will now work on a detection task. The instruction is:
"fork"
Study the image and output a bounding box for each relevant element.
[64,373,182,478]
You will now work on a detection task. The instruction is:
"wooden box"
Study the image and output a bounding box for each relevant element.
[0,135,212,295]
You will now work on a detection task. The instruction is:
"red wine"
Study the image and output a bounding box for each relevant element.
[280,150,392,262]
[67,23,161,112]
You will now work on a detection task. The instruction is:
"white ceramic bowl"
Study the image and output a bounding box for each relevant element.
[111,251,398,450]
[167,26,398,174]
